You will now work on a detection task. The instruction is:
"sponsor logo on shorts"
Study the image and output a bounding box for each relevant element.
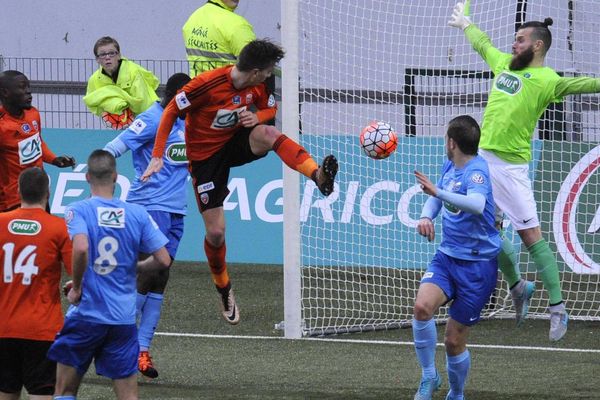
[471,173,485,184]
[200,192,209,205]
[8,219,41,235]
[469,316,478,322]
[522,217,534,224]
[422,272,433,280]
[197,182,215,193]
[175,92,191,110]
[130,118,146,134]
[97,207,125,228]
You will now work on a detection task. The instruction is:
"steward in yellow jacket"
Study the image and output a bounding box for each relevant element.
[182,0,256,77]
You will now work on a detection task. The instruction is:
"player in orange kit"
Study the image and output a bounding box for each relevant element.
[0,70,75,212]
[0,167,73,399]
[142,39,338,325]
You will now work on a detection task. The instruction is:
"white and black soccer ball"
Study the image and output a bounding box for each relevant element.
[359,121,398,159]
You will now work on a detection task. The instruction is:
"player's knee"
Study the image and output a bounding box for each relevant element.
[444,332,466,354]
[413,300,435,320]
[205,229,225,246]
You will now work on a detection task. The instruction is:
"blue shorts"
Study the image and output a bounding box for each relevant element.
[147,210,184,260]
[47,318,138,379]
[421,251,498,326]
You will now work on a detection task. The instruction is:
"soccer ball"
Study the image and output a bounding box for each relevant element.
[102,108,134,130]
[359,121,398,159]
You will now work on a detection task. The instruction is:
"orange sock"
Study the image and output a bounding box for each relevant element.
[273,134,318,179]
[204,238,230,289]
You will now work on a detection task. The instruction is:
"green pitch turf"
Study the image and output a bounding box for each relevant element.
[54,262,600,399]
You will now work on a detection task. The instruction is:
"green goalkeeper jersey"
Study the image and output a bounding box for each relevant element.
[465,25,600,163]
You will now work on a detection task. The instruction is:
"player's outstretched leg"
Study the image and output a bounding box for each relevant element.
[217,282,240,325]
[313,155,338,196]
[510,279,535,327]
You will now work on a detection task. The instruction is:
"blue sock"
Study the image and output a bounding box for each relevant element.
[412,318,438,379]
[446,349,470,398]
[136,292,148,321]
[54,396,77,400]
[138,292,163,351]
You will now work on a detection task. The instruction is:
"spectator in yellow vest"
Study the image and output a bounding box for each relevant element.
[84,36,159,129]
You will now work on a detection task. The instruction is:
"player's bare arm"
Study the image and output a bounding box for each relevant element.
[68,233,88,305]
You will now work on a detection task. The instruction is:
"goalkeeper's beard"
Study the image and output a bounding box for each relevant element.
[509,47,535,71]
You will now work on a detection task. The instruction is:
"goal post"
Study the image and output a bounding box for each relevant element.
[282,0,600,337]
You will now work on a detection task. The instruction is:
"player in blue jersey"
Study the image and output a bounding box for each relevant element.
[412,115,500,400]
[104,72,191,379]
[47,150,171,400]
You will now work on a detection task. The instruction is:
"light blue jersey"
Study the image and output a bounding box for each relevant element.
[117,102,188,214]
[437,156,500,260]
[65,196,168,324]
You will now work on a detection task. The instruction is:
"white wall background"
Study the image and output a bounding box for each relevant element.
[0,0,281,60]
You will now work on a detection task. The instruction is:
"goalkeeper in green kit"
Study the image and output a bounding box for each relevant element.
[449,1,600,341]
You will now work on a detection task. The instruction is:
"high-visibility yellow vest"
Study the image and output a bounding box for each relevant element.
[182,0,256,77]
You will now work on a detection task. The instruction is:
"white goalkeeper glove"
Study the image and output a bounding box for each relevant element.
[448,2,472,30]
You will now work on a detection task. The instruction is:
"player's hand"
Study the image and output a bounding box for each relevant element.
[417,217,436,242]
[62,280,73,297]
[414,170,438,197]
[448,1,472,30]
[66,283,82,305]
[141,157,164,182]
[239,110,259,128]
[52,155,76,168]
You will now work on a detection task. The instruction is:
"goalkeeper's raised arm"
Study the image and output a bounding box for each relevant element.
[448,1,506,72]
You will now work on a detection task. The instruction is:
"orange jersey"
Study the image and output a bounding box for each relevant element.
[0,107,57,211]
[152,65,277,161]
[0,208,72,341]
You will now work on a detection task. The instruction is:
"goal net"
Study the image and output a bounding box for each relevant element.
[282,0,600,337]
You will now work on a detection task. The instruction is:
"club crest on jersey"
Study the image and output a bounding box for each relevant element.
[246,93,253,104]
[21,123,31,133]
[97,207,125,228]
[32,120,38,131]
[8,219,41,235]
[471,173,485,184]
[450,181,462,192]
[175,91,191,110]
[232,95,241,105]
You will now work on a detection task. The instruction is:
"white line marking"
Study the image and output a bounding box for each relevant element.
[155,332,600,353]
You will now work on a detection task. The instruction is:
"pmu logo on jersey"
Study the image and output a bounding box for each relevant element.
[8,219,41,235]
[17,133,43,165]
[166,143,187,163]
[495,72,522,95]
[97,207,126,229]
[553,145,600,274]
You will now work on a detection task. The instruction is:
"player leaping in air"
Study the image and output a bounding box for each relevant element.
[449,1,600,341]
[142,39,338,325]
